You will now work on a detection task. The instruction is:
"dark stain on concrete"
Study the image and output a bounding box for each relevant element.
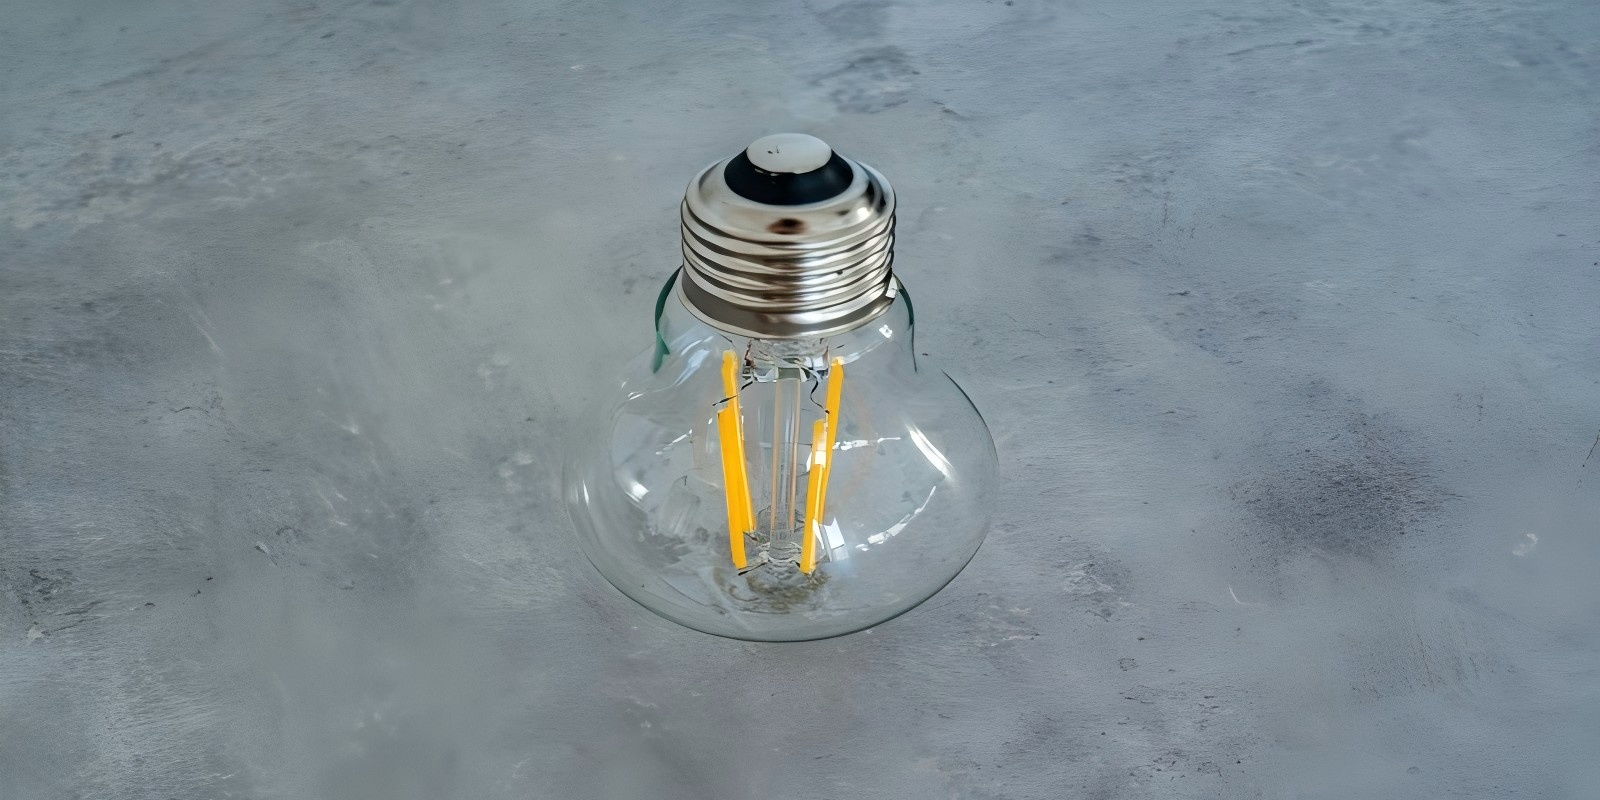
[814,46,918,114]
[1232,403,1451,560]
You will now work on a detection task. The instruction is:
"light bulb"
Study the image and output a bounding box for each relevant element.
[565,134,997,641]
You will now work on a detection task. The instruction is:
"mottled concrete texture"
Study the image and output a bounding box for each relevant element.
[2,1,1598,797]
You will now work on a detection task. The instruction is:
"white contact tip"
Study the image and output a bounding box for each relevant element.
[745,133,833,174]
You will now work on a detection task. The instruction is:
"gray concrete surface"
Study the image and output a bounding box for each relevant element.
[3,1,1598,797]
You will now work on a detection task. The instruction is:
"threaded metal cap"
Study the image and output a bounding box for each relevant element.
[678,134,896,339]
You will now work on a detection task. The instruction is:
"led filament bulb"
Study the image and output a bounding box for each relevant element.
[565,134,996,640]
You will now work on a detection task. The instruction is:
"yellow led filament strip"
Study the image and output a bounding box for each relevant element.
[801,357,845,573]
[716,352,755,568]
[716,351,844,574]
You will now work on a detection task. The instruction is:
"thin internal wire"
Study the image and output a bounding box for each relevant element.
[785,378,803,551]
[769,379,782,535]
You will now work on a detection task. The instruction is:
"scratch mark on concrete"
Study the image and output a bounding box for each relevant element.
[1578,428,1600,487]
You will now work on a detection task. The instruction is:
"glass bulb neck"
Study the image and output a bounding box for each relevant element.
[655,270,916,371]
